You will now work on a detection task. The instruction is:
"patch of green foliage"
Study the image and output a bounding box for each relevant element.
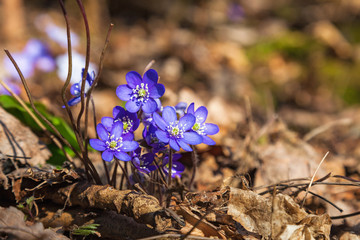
[246,31,324,63]
[72,223,100,236]
[0,95,78,165]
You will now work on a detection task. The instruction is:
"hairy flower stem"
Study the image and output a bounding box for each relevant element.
[168,148,173,186]
[189,145,199,190]
[152,158,168,189]
[110,161,118,188]
[117,160,131,190]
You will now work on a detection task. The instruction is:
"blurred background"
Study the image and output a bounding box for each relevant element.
[2,0,360,119]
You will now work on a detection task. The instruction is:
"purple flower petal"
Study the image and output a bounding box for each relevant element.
[169,139,180,151]
[155,130,170,143]
[142,98,158,113]
[202,135,216,145]
[153,112,167,131]
[97,123,109,141]
[101,117,114,131]
[143,69,158,86]
[132,117,140,131]
[35,56,56,72]
[113,106,125,118]
[149,84,165,99]
[111,121,123,139]
[179,114,196,131]
[116,85,133,101]
[125,100,141,113]
[67,96,81,106]
[120,141,139,152]
[102,149,114,162]
[70,83,80,96]
[172,161,185,172]
[126,71,142,88]
[122,132,134,141]
[183,132,203,145]
[134,147,141,155]
[187,103,195,114]
[175,102,187,117]
[142,153,155,164]
[89,139,107,151]
[205,123,219,135]
[114,151,131,161]
[177,140,192,151]
[162,106,177,124]
[195,106,208,124]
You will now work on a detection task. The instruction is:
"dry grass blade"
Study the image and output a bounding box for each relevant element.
[303,118,352,142]
[301,151,329,208]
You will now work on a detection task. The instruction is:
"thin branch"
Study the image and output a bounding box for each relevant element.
[58,0,78,135]
[76,0,91,133]
[331,211,360,220]
[83,23,114,182]
[58,0,101,184]
[307,190,343,213]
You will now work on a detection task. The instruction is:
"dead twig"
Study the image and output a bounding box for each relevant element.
[41,181,171,233]
[330,211,360,220]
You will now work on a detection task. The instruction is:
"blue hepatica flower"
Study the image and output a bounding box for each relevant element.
[66,68,95,106]
[101,106,140,141]
[116,69,165,113]
[0,77,21,95]
[89,121,139,162]
[175,102,187,117]
[131,147,157,174]
[143,123,167,153]
[187,103,219,145]
[153,106,202,151]
[162,153,185,178]
[4,39,55,79]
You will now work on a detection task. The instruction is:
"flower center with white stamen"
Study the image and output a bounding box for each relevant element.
[106,135,123,151]
[121,116,133,133]
[131,83,149,103]
[192,122,206,135]
[167,122,184,138]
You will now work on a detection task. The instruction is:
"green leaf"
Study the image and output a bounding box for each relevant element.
[72,223,100,236]
[17,203,24,209]
[0,95,80,166]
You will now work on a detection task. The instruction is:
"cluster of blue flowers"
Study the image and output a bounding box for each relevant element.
[72,68,219,178]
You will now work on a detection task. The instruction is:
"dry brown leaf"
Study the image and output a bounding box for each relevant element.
[227,187,331,239]
[339,232,360,240]
[0,206,68,240]
[0,106,51,166]
[177,205,226,239]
